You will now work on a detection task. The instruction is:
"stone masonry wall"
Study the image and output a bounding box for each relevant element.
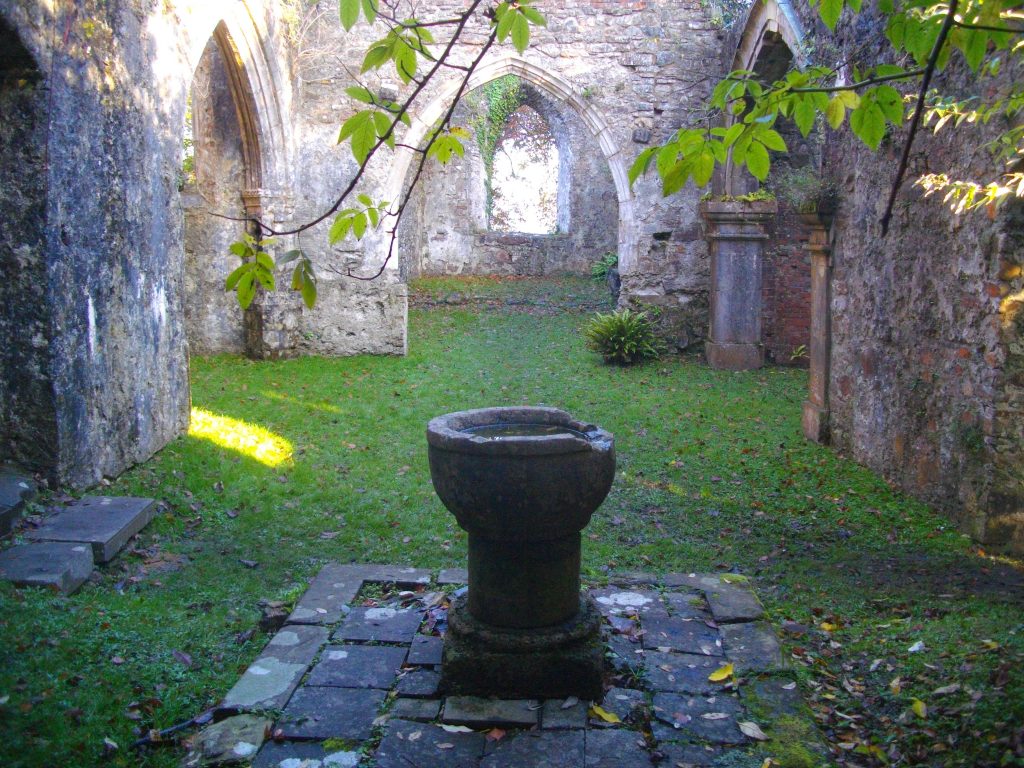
[0,16,56,473]
[0,0,192,487]
[821,8,1022,549]
[762,212,811,367]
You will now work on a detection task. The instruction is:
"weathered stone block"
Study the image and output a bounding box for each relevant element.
[0,542,93,594]
[24,496,156,563]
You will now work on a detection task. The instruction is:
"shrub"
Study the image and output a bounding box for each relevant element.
[590,251,618,281]
[584,308,664,365]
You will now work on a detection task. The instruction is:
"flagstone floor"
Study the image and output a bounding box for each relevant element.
[187,564,825,768]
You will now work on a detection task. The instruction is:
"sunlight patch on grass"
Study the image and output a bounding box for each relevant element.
[188,407,293,466]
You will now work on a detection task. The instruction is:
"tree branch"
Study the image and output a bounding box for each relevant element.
[880,0,959,234]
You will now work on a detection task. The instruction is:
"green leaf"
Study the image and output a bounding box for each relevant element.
[758,128,787,152]
[346,86,375,104]
[871,85,904,124]
[818,0,843,30]
[339,0,360,30]
[277,249,303,266]
[693,149,716,187]
[850,102,886,150]
[329,215,353,244]
[367,207,379,228]
[255,251,274,271]
[225,262,250,291]
[361,40,392,72]
[357,193,374,207]
[394,43,417,84]
[628,147,657,185]
[236,271,257,309]
[746,141,770,180]
[496,4,515,41]
[300,270,317,309]
[352,212,368,239]
[229,241,249,259]
[255,266,275,291]
[794,97,817,137]
[361,0,377,25]
[520,5,546,25]
[511,14,530,53]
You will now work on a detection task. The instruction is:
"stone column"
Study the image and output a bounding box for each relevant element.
[800,213,832,443]
[700,200,777,370]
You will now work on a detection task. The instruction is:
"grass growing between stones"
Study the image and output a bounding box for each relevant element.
[0,276,1021,767]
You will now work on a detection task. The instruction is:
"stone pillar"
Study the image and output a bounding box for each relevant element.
[700,200,777,370]
[800,213,832,443]
[245,291,304,360]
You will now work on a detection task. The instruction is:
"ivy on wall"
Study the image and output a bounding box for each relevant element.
[465,74,524,223]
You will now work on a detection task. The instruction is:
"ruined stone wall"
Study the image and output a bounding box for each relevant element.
[0,16,55,472]
[0,0,192,486]
[820,10,1023,550]
[402,84,618,278]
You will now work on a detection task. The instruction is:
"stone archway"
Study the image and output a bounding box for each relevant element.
[380,55,638,276]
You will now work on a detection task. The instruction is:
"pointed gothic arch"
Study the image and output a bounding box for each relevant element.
[380,55,638,274]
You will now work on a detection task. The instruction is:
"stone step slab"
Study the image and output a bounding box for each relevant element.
[221,625,329,712]
[0,467,36,536]
[0,542,93,594]
[442,696,540,728]
[24,495,156,562]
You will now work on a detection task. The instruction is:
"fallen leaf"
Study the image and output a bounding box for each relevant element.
[702,712,729,720]
[407,730,422,741]
[708,663,734,682]
[111,656,125,665]
[440,724,474,733]
[436,743,454,750]
[561,696,579,710]
[932,683,960,696]
[889,677,902,694]
[239,559,259,569]
[172,650,193,668]
[907,640,925,653]
[486,728,506,741]
[912,698,927,718]
[739,721,768,740]
[589,705,621,723]
[820,622,838,632]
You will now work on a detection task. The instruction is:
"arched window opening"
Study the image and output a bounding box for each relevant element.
[489,104,559,234]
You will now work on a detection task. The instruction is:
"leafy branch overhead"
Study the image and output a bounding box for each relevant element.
[630,0,1024,230]
[223,0,548,308]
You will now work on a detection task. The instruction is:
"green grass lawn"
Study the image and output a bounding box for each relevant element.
[1,276,1021,767]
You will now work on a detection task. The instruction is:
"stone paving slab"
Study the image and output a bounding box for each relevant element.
[642,615,724,656]
[287,564,364,625]
[584,728,652,768]
[481,729,585,768]
[395,668,441,698]
[598,687,647,724]
[720,621,784,673]
[277,685,385,740]
[183,714,269,767]
[252,741,361,767]
[437,567,469,585]
[0,542,93,594]
[392,696,442,722]
[306,644,408,689]
[221,625,329,711]
[443,696,540,728]
[334,606,423,643]
[24,496,156,562]
[541,697,588,729]
[651,692,746,745]
[705,582,765,623]
[204,565,822,768]
[407,633,444,665]
[644,650,725,694]
[0,467,35,536]
[373,719,485,768]
[358,564,432,586]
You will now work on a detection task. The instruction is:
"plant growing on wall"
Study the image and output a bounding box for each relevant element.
[465,74,523,222]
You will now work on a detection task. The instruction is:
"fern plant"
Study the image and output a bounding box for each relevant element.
[590,251,618,281]
[584,308,664,366]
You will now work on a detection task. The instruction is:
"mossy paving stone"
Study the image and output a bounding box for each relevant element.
[642,615,724,656]
[334,606,424,643]
[372,718,485,768]
[481,729,585,768]
[584,728,652,767]
[541,697,588,729]
[306,644,408,689]
[653,741,723,766]
[607,633,646,674]
[591,588,669,618]
[703,584,764,624]
[391,696,442,722]
[664,591,713,621]
[252,740,361,767]
[276,685,386,740]
[719,622,784,673]
[651,693,746,745]
[644,650,725,695]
